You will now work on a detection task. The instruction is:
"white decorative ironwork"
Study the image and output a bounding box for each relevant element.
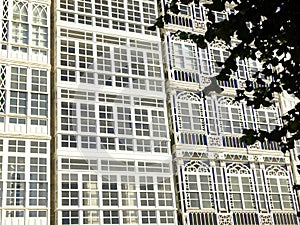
[199,76,212,88]
[193,20,206,31]
[217,214,233,225]
[210,40,230,50]
[227,163,250,174]
[177,91,202,102]
[208,135,222,146]
[266,165,288,176]
[247,141,261,150]
[184,160,210,173]
[258,214,273,225]
[218,96,239,106]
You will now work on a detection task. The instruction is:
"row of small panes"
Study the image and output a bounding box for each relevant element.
[60,157,171,173]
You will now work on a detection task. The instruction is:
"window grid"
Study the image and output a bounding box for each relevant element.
[160,211,175,224]
[210,48,230,74]
[114,47,128,74]
[151,110,167,138]
[227,164,256,210]
[79,42,93,69]
[136,139,151,153]
[100,137,115,150]
[82,174,98,206]
[119,138,134,151]
[31,93,48,116]
[32,25,47,48]
[62,211,79,225]
[61,174,79,206]
[266,166,294,210]
[96,45,111,72]
[157,177,173,207]
[61,135,77,148]
[218,99,243,134]
[153,140,168,154]
[139,176,155,207]
[123,210,138,224]
[58,36,164,91]
[61,69,76,82]
[81,136,97,149]
[11,67,27,90]
[199,48,210,75]
[8,140,25,152]
[95,0,109,16]
[80,103,96,133]
[12,1,29,45]
[97,73,112,86]
[111,0,125,19]
[77,0,92,14]
[135,108,150,136]
[29,211,47,218]
[141,210,156,224]
[236,59,247,80]
[255,108,280,132]
[6,210,25,218]
[184,162,214,209]
[178,100,205,132]
[30,157,47,181]
[32,69,48,92]
[172,42,198,71]
[6,154,26,207]
[99,105,114,134]
[205,97,217,133]
[10,91,27,114]
[131,50,145,76]
[102,175,118,206]
[61,102,77,131]
[57,161,176,222]
[60,40,76,67]
[103,210,119,224]
[121,175,137,206]
[117,106,132,135]
[58,0,158,36]
[7,156,25,180]
[29,182,47,206]
[60,0,75,10]
[146,52,161,78]
[83,210,100,224]
[6,181,26,206]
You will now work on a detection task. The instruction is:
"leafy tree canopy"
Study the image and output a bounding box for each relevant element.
[150,0,300,153]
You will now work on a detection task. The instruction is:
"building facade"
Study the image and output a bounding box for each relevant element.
[0,0,51,224]
[161,1,300,225]
[0,0,299,225]
[52,0,177,224]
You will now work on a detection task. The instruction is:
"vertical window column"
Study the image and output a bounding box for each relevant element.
[265,166,294,210]
[218,97,243,134]
[102,175,118,206]
[12,1,29,46]
[61,174,79,206]
[184,161,214,209]
[6,155,26,206]
[226,163,256,210]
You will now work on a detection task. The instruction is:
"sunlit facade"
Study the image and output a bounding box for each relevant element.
[52,0,177,224]
[0,0,299,225]
[0,0,51,224]
[161,1,300,225]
